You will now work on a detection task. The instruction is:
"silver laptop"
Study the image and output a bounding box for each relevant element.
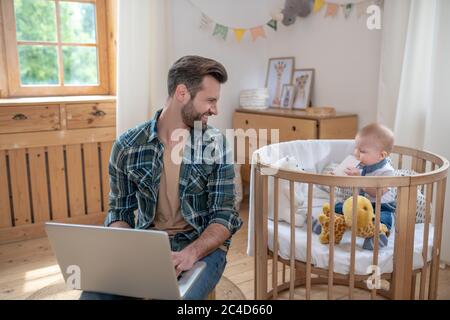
[45,222,206,300]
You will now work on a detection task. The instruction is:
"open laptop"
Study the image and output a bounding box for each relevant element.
[45,222,206,300]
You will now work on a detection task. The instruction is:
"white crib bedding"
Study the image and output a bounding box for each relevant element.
[267,213,434,275]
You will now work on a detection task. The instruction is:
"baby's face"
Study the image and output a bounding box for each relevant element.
[354,135,386,166]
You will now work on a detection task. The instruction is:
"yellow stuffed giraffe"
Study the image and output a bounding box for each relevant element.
[318,195,389,245]
[317,203,347,244]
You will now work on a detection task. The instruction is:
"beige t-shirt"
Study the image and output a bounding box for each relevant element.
[152,145,193,236]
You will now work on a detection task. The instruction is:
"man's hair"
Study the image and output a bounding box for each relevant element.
[167,55,228,98]
[358,123,395,153]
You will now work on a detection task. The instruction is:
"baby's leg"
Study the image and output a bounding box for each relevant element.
[334,202,344,215]
[363,203,394,250]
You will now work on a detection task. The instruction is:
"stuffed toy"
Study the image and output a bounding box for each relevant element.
[281,0,312,26]
[342,195,390,238]
[318,196,390,245]
[317,203,347,244]
[268,156,307,226]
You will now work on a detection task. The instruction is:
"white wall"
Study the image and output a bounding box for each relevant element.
[117,0,152,134]
[170,0,382,131]
[423,0,450,263]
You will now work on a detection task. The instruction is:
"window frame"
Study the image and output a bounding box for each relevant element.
[1,0,110,97]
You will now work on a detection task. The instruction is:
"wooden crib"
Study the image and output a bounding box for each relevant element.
[252,144,449,300]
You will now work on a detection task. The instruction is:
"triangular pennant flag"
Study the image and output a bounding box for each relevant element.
[213,24,228,40]
[250,26,266,41]
[356,2,366,18]
[233,28,246,42]
[313,0,325,13]
[199,13,213,30]
[266,19,278,31]
[342,3,353,19]
[325,3,339,17]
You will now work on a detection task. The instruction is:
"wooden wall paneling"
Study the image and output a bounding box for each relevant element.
[83,143,102,214]
[27,147,50,222]
[65,144,86,217]
[47,146,68,220]
[8,149,31,225]
[0,150,12,227]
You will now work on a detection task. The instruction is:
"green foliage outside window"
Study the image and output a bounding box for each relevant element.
[14,0,98,86]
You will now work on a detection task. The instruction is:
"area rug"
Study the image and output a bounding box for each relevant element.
[26,276,245,300]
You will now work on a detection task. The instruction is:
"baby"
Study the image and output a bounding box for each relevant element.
[313,123,396,250]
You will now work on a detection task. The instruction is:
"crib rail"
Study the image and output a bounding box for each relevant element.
[253,145,449,300]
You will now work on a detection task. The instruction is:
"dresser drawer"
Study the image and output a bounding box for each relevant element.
[66,103,116,129]
[233,112,317,142]
[0,105,60,134]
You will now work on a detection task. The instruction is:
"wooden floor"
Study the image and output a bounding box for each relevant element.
[1,197,450,300]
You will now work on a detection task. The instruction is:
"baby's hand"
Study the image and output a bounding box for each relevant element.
[345,167,360,176]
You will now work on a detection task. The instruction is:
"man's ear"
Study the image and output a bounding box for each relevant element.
[174,84,191,104]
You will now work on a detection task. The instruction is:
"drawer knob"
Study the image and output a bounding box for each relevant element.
[292,125,296,132]
[91,110,106,117]
[12,113,27,120]
[245,120,249,125]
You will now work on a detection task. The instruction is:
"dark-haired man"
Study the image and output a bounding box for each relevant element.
[80,56,242,300]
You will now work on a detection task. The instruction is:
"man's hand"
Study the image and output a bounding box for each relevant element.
[171,223,231,276]
[108,221,131,228]
[345,167,360,176]
[172,246,198,276]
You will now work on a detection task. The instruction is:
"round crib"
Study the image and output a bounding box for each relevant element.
[250,140,449,300]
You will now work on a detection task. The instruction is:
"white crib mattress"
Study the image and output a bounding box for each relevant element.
[267,219,434,275]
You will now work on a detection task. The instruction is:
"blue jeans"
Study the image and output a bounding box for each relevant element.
[334,201,395,230]
[79,248,227,300]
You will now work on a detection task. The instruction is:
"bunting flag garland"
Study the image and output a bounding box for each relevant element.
[199,13,213,30]
[250,26,266,42]
[313,0,325,13]
[356,2,367,18]
[213,23,228,40]
[266,19,278,31]
[325,3,339,17]
[342,4,353,19]
[233,28,246,43]
[189,0,383,44]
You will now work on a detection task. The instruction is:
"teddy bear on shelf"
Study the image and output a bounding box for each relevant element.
[318,196,390,248]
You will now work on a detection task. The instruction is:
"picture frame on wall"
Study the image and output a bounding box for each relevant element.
[292,68,314,109]
[280,84,295,109]
[265,57,295,108]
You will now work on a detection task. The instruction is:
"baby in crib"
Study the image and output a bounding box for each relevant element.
[313,123,396,250]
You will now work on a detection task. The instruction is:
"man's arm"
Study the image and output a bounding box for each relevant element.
[172,223,230,275]
[104,140,138,228]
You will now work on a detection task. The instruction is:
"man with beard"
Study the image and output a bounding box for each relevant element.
[80,56,242,300]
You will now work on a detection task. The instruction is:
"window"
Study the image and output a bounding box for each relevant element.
[1,0,110,96]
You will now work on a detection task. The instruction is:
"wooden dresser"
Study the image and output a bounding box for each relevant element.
[0,96,116,243]
[232,107,358,191]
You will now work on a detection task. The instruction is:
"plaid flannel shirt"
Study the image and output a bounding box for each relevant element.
[104,109,242,248]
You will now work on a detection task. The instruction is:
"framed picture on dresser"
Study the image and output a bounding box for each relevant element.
[292,68,314,109]
[265,57,295,108]
[280,84,295,109]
